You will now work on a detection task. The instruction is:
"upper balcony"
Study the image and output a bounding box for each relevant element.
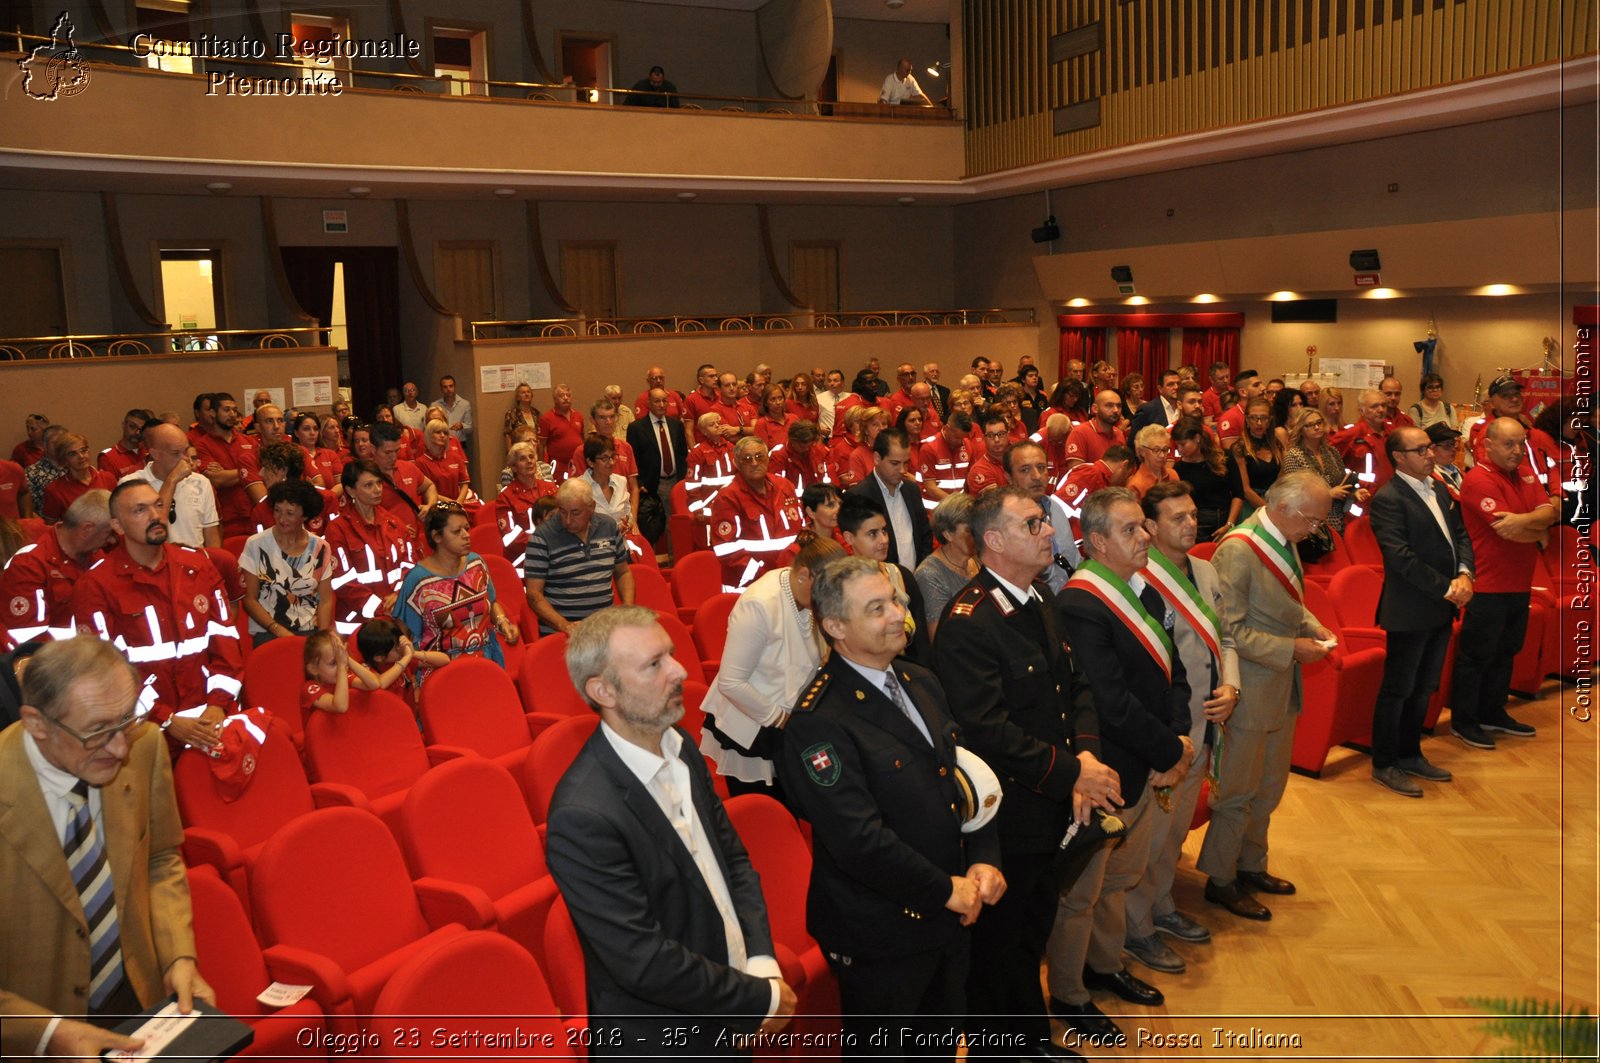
[0,37,966,203]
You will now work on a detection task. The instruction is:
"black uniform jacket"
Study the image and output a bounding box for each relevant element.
[931,569,1101,855]
[778,657,1001,960]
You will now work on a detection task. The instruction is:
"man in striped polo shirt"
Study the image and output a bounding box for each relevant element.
[523,479,634,635]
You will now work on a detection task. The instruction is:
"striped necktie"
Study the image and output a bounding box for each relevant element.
[65,780,125,1010]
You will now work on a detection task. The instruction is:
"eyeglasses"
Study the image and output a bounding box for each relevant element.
[44,708,148,750]
[736,454,769,465]
[1018,514,1053,535]
[1394,445,1432,456]
[1292,510,1328,530]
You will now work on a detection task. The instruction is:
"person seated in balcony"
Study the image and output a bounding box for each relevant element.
[879,58,931,105]
[623,64,680,107]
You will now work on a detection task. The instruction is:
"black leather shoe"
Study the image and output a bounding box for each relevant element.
[1238,869,1296,895]
[1048,996,1124,1041]
[1205,878,1271,920]
[1082,967,1164,1006]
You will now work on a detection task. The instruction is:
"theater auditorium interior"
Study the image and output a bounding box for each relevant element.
[0,0,1595,1058]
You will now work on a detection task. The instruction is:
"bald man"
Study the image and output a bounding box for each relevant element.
[117,423,220,548]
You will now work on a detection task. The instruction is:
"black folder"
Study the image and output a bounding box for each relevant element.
[109,995,254,1061]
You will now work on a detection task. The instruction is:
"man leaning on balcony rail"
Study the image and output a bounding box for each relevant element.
[880,59,930,106]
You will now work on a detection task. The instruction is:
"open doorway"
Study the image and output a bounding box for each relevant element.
[157,246,225,348]
[559,33,613,104]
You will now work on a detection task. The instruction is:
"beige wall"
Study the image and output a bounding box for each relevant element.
[0,347,340,456]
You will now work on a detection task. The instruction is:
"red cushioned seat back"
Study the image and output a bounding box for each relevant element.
[399,757,548,898]
[725,793,814,957]
[420,656,529,760]
[251,806,431,971]
[1328,565,1382,629]
[670,550,722,612]
[187,866,274,1018]
[174,723,315,852]
[541,896,588,1021]
[303,689,430,800]
[518,632,589,717]
[650,611,707,685]
[1342,516,1383,566]
[691,593,739,662]
[628,565,677,613]
[520,714,599,824]
[480,552,530,629]
[243,636,310,744]
[375,932,565,1054]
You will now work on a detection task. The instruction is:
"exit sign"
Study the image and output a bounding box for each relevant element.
[1353,273,1381,287]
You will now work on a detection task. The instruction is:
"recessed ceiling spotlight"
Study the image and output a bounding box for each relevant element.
[1482,283,1515,296]
[1067,298,1090,307]
[347,186,371,198]
[205,181,232,194]
[1366,287,1400,299]
[1126,296,1150,306]
[896,196,916,204]
[676,191,698,201]
[1193,293,1219,303]
[493,188,517,198]
[1269,290,1299,301]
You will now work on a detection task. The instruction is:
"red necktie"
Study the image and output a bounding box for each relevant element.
[658,420,674,477]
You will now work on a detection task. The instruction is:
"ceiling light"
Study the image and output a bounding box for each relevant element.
[205,181,232,194]
[1366,287,1400,299]
[1067,298,1090,307]
[1481,283,1516,296]
[1269,290,1299,301]
[896,195,916,205]
[1126,296,1150,306]
[347,186,371,198]
[1193,293,1219,303]
[676,191,698,201]
[493,188,517,198]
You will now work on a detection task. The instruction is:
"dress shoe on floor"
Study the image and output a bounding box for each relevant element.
[1152,910,1211,943]
[1205,878,1271,920]
[1124,933,1186,974]
[1372,765,1424,797]
[1483,715,1537,738]
[1083,967,1164,1006]
[1453,722,1496,749]
[1048,996,1124,1041]
[1237,869,1295,895]
[1396,755,1452,782]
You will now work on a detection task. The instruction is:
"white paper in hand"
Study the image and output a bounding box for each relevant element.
[107,1001,199,1063]
[256,982,314,1008]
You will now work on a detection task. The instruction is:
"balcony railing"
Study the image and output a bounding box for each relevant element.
[468,308,1036,342]
[0,326,326,361]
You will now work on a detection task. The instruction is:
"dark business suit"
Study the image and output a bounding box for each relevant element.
[1127,396,1177,440]
[850,474,933,567]
[779,658,1000,1057]
[544,725,776,1056]
[1367,473,1474,767]
[931,569,1100,1054]
[927,382,951,422]
[627,414,690,502]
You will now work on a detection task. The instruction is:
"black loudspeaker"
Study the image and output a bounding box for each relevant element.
[1110,265,1133,284]
[1270,299,1338,324]
[1349,249,1381,271]
[1031,216,1061,244]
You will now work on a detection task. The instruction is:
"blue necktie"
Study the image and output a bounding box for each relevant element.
[65,780,125,1009]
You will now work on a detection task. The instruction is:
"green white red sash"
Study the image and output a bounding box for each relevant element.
[1223,519,1302,603]
[1066,559,1173,681]
[1142,548,1222,670]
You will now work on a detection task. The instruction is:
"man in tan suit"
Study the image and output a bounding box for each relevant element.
[1,637,213,1060]
[1197,472,1335,921]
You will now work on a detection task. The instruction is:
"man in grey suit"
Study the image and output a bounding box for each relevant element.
[1122,481,1241,972]
[1196,472,1335,921]
[1366,426,1474,797]
[544,606,796,1055]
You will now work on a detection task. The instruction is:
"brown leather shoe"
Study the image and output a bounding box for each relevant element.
[1204,878,1271,920]
[1238,869,1296,895]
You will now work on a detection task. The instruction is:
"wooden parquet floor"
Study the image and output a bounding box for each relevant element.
[1048,683,1599,1060]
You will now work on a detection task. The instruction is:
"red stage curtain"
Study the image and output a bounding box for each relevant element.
[1180,327,1240,379]
[1059,328,1107,381]
[1116,327,1170,391]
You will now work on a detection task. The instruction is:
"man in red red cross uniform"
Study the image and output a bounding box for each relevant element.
[1333,388,1395,494]
[189,392,262,539]
[919,411,973,504]
[709,437,806,593]
[964,408,1013,496]
[71,481,243,753]
[1062,390,1127,472]
[1056,445,1136,547]
[633,365,684,421]
[1,489,113,642]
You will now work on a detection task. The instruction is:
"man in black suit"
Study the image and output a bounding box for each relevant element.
[627,387,690,510]
[848,427,932,568]
[922,362,951,421]
[545,606,797,1055]
[779,555,1005,1059]
[1050,487,1192,1031]
[1367,426,1474,796]
[1127,370,1181,439]
[932,487,1119,1060]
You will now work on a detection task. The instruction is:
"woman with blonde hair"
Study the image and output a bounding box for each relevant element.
[1282,407,1365,532]
[1318,385,1350,431]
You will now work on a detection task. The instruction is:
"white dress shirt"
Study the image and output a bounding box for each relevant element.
[599,723,782,1015]
[1395,468,1466,571]
[836,653,933,745]
[119,464,218,547]
[875,471,917,565]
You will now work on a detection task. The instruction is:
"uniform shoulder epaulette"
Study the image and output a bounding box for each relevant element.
[793,669,832,714]
[948,584,985,618]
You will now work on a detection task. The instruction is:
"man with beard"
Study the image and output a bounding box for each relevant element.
[545,606,796,1055]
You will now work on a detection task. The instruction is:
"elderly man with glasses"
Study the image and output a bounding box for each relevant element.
[1,636,217,1061]
[1196,472,1335,921]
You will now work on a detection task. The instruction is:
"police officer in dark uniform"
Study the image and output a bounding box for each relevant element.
[932,486,1120,1061]
[779,555,1005,1060]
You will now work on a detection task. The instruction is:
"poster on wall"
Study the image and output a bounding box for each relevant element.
[1514,368,1568,419]
[242,386,286,410]
[1318,358,1388,392]
[479,362,552,394]
[291,376,334,408]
